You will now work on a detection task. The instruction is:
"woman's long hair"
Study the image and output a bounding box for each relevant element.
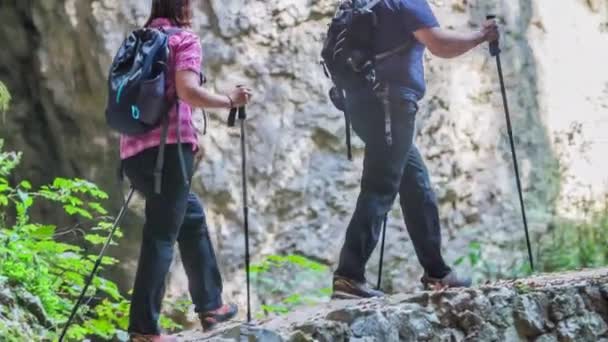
[144,0,193,28]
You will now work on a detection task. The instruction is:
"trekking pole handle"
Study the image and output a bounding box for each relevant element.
[227,107,247,127]
[486,15,501,57]
[228,107,238,127]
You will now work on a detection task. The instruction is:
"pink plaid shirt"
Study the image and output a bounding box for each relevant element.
[120,18,201,160]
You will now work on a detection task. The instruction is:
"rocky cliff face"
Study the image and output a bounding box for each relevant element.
[0,0,607,315]
[178,269,608,341]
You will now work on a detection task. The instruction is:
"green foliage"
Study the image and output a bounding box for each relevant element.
[538,193,608,273]
[251,254,331,318]
[456,123,608,283]
[535,123,608,272]
[456,197,608,284]
[454,241,533,284]
[0,139,186,340]
[0,140,131,341]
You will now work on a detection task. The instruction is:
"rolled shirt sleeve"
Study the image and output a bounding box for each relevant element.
[174,33,202,74]
[401,0,440,33]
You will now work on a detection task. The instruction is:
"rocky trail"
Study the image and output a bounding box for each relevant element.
[176,268,608,341]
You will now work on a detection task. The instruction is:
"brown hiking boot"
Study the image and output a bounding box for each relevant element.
[199,303,238,331]
[421,270,472,290]
[130,334,177,342]
[331,275,385,299]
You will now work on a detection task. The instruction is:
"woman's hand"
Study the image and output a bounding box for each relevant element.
[481,18,499,43]
[227,86,253,108]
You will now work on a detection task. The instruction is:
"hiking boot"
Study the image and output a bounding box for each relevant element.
[130,334,177,342]
[199,303,238,331]
[421,270,472,290]
[331,275,385,299]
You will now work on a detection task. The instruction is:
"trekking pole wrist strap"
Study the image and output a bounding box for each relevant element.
[226,95,235,109]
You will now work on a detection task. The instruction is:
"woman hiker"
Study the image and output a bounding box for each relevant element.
[122,0,253,341]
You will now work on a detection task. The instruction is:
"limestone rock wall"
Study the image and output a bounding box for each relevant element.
[0,0,606,314]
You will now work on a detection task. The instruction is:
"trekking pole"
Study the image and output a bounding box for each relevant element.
[229,106,252,323]
[59,187,136,342]
[486,15,534,271]
[239,106,252,323]
[376,214,388,290]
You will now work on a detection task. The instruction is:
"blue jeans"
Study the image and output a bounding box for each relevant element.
[335,86,451,282]
[123,144,223,335]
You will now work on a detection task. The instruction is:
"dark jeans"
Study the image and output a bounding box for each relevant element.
[123,144,223,335]
[335,86,452,282]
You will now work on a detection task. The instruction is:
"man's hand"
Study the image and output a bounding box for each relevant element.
[413,19,500,59]
[480,18,499,43]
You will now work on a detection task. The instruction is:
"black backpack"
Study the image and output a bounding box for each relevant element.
[321,0,411,157]
[106,27,180,135]
[106,27,190,194]
[321,0,383,160]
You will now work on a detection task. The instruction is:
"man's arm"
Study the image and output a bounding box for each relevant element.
[413,19,499,59]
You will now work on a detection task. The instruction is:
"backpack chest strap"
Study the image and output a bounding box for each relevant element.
[375,41,412,62]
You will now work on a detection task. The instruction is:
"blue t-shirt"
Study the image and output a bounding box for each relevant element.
[373,0,439,100]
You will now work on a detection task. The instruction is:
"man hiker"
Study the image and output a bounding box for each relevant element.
[331,0,499,298]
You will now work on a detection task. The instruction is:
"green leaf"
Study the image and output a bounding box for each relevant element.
[31,225,56,240]
[85,234,107,245]
[64,205,93,219]
[96,279,122,301]
[261,304,289,314]
[19,180,32,190]
[66,325,88,341]
[283,294,302,305]
[454,256,465,266]
[87,255,118,266]
[53,178,69,189]
[35,240,81,253]
[89,202,108,215]
[318,287,332,297]
[86,319,114,339]
[159,315,183,331]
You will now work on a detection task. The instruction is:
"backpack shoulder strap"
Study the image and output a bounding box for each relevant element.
[362,0,382,10]
[369,0,412,62]
[161,27,183,36]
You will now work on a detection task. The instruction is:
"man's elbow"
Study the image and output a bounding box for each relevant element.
[426,44,443,57]
[425,43,457,59]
